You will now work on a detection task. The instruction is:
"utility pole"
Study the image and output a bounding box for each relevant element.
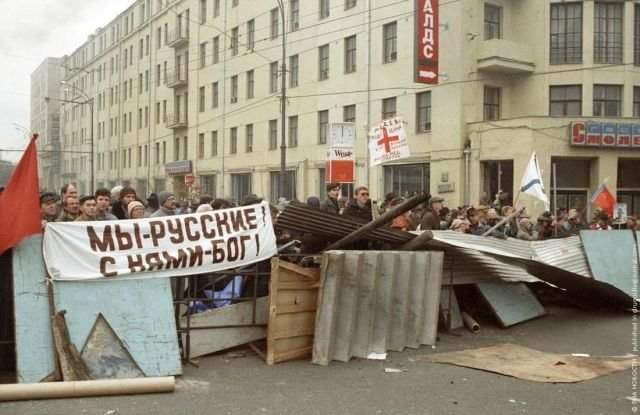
[277,0,287,200]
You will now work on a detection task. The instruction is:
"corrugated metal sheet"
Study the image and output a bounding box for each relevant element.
[432,231,592,280]
[312,251,443,366]
[531,237,593,278]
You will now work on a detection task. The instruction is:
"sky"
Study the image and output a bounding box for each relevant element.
[0,0,133,161]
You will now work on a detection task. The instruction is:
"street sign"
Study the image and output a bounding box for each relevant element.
[415,0,439,84]
[185,174,194,186]
[570,121,640,148]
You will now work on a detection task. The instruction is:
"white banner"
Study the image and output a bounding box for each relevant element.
[327,147,355,161]
[43,202,277,280]
[369,117,410,166]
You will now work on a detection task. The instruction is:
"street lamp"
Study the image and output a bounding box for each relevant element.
[57,81,94,194]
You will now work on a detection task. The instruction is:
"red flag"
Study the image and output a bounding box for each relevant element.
[591,183,616,216]
[0,134,41,254]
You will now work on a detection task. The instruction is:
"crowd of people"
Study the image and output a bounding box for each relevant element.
[40,182,638,240]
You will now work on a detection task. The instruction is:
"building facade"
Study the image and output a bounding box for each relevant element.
[51,0,640,217]
[30,57,64,192]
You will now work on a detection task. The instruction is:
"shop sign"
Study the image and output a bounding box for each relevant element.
[165,160,193,174]
[415,0,439,84]
[570,122,640,148]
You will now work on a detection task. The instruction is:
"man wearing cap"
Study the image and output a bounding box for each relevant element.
[150,191,177,217]
[320,183,341,215]
[111,186,137,219]
[40,192,59,226]
[56,196,80,222]
[343,186,373,222]
[419,196,444,230]
[75,195,98,222]
[146,192,159,216]
[94,188,118,221]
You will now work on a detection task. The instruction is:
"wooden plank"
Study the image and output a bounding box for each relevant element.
[266,258,321,365]
[440,287,464,331]
[51,311,91,381]
[182,297,268,359]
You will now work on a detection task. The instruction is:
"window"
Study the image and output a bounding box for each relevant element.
[214,0,220,17]
[550,158,591,215]
[211,130,218,156]
[549,85,582,116]
[183,136,188,160]
[384,164,430,196]
[343,104,356,123]
[288,115,298,147]
[231,75,238,103]
[162,141,166,164]
[200,174,216,197]
[199,86,206,112]
[635,4,640,65]
[200,0,207,23]
[139,38,144,59]
[550,3,582,64]
[156,64,161,86]
[212,82,219,108]
[318,110,329,144]
[155,142,160,164]
[289,54,299,87]
[231,173,252,202]
[231,27,239,56]
[483,86,501,120]
[291,0,300,31]
[232,0,238,7]
[198,133,205,159]
[270,8,279,39]
[138,108,143,129]
[484,4,501,40]
[416,92,432,132]
[618,159,640,217]
[270,61,279,93]
[199,42,207,68]
[382,97,396,120]
[212,36,220,64]
[593,84,622,117]
[156,102,161,124]
[270,171,296,202]
[269,119,278,150]
[634,86,640,118]
[346,0,356,10]
[138,73,143,95]
[247,19,255,50]
[320,0,330,19]
[344,35,357,73]
[137,146,142,167]
[246,124,254,152]
[164,23,168,45]
[318,44,329,80]
[482,161,514,207]
[594,2,623,64]
[246,70,254,99]
[383,22,397,63]
[230,127,238,154]
[174,137,180,161]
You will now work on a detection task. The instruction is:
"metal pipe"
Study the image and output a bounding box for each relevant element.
[481,206,524,237]
[399,230,433,250]
[278,0,287,200]
[461,311,480,333]
[325,193,429,250]
[463,141,471,206]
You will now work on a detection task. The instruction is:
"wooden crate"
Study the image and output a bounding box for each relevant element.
[263,258,321,365]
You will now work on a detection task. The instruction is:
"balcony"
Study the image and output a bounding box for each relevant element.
[477,39,535,74]
[166,69,188,88]
[167,29,189,48]
[166,113,188,129]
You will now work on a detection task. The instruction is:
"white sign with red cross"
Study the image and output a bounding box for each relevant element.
[368,117,410,166]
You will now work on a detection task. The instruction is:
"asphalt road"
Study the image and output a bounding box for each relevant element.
[0,306,633,415]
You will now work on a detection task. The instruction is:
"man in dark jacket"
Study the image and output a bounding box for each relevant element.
[419,196,443,230]
[319,183,341,215]
[111,186,137,219]
[342,186,372,222]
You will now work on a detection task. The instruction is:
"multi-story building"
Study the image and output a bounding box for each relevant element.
[30,57,64,192]
[52,0,640,217]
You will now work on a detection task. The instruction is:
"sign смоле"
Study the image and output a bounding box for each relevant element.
[570,121,640,148]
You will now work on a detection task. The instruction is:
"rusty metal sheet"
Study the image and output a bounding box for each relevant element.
[312,251,443,366]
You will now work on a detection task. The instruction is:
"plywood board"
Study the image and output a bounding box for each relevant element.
[54,278,181,377]
[476,281,545,328]
[181,297,268,359]
[581,230,638,298]
[81,314,144,379]
[12,236,56,383]
[267,259,321,365]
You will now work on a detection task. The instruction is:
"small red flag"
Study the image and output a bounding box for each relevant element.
[591,183,616,216]
[0,134,41,254]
